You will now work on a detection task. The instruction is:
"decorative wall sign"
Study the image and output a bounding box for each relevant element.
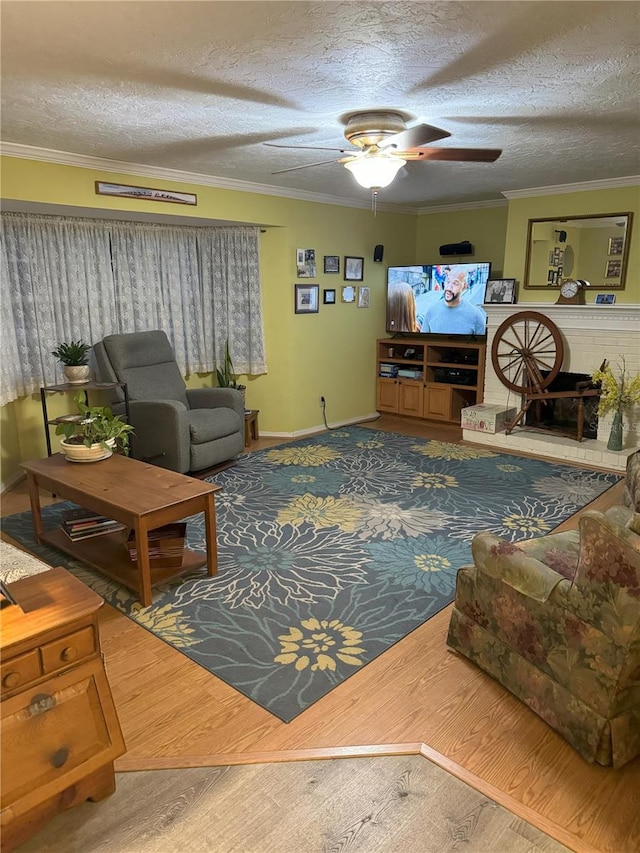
[95,182,197,205]
[294,284,319,313]
[296,248,317,278]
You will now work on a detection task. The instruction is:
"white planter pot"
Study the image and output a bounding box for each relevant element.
[63,365,91,384]
[60,437,115,463]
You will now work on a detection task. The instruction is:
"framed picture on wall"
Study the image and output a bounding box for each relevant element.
[323,288,336,304]
[344,256,364,281]
[323,255,340,274]
[341,285,356,303]
[604,259,621,278]
[357,286,370,308]
[294,284,319,314]
[608,237,624,256]
[484,279,516,304]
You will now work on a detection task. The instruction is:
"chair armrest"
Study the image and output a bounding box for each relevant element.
[471,532,569,602]
[128,400,190,472]
[187,388,244,417]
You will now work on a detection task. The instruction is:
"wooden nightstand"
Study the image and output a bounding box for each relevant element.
[0,567,125,852]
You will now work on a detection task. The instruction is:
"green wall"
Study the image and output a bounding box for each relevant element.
[0,155,416,485]
[1,154,638,488]
[415,204,509,276]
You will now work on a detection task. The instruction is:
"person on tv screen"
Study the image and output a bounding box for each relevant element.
[420,266,486,335]
[387,280,420,333]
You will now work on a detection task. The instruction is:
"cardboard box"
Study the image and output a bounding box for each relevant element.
[461,404,516,434]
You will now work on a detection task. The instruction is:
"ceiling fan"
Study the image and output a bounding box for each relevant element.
[264,110,502,191]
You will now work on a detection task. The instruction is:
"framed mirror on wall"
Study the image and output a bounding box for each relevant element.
[523,212,633,290]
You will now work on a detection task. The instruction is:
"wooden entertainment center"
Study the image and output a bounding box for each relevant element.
[376,337,486,424]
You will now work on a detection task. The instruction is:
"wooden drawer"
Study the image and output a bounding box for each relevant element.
[40,626,96,674]
[0,650,41,696]
[1,660,124,810]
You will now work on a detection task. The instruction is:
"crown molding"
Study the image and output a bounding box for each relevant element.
[416,198,508,215]
[502,175,640,199]
[0,142,417,215]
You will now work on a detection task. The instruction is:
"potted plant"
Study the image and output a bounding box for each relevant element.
[591,358,640,451]
[52,340,92,384]
[216,340,247,407]
[55,392,134,462]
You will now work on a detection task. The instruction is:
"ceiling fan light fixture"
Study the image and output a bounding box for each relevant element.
[344,153,405,189]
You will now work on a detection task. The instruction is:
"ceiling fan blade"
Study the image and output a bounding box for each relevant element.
[271,158,340,175]
[264,142,352,153]
[403,147,502,162]
[380,123,451,151]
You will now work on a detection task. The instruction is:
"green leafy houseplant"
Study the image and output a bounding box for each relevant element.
[51,340,91,366]
[55,392,134,456]
[216,340,246,393]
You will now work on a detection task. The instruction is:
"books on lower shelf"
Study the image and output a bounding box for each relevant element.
[127,523,187,569]
[61,507,125,541]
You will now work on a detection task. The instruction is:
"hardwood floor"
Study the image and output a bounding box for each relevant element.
[2,416,637,853]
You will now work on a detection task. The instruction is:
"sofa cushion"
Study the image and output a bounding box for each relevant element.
[517,530,581,580]
[188,408,242,444]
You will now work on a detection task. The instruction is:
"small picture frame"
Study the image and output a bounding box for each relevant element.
[548,251,556,266]
[608,237,624,256]
[323,288,336,305]
[547,270,556,283]
[341,285,356,303]
[323,255,340,274]
[604,259,621,278]
[344,256,364,281]
[296,248,316,278]
[484,279,516,304]
[294,284,319,314]
[357,286,370,308]
[595,293,616,305]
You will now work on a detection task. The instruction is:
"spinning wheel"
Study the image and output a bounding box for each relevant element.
[491,311,564,395]
[491,311,600,441]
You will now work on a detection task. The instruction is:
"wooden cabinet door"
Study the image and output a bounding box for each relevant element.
[424,384,452,421]
[399,382,423,417]
[376,379,399,412]
[1,660,125,814]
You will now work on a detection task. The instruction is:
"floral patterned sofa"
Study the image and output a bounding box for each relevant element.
[447,451,640,768]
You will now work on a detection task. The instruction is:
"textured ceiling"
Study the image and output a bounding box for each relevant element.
[1,1,639,209]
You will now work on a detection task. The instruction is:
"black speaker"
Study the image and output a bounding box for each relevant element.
[373,244,384,263]
[439,241,474,256]
[555,230,567,243]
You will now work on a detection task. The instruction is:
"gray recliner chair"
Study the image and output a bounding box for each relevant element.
[93,330,244,473]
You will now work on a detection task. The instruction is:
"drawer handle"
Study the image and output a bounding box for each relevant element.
[28,693,56,716]
[61,646,77,662]
[51,747,69,769]
[2,671,22,689]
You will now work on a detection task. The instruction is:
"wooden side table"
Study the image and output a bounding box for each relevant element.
[244,409,260,447]
[0,568,126,852]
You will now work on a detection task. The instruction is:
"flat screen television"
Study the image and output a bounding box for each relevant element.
[386,262,492,336]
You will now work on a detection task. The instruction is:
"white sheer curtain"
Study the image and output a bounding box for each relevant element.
[0,213,266,406]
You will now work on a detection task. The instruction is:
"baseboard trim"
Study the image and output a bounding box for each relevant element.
[1,470,26,496]
[260,413,381,440]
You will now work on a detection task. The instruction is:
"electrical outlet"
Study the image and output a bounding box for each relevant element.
[320,395,326,406]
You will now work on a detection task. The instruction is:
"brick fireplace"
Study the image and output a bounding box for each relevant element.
[463,304,640,472]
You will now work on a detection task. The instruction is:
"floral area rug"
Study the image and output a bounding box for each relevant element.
[1,427,620,722]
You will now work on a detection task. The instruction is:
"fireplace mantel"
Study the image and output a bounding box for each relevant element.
[464,303,639,471]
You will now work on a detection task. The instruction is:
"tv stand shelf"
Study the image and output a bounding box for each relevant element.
[376,337,486,424]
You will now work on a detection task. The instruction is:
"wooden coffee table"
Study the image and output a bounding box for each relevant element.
[22,453,220,607]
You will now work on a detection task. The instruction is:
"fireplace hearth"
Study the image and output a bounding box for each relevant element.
[525,371,599,439]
